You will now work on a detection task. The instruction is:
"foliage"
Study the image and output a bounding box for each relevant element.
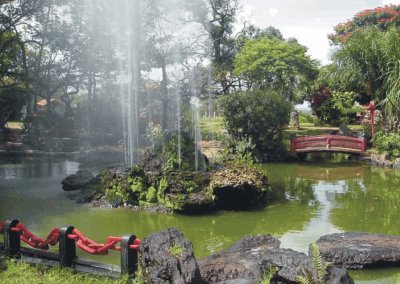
[311,87,360,125]
[206,0,238,94]
[296,243,331,284]
[218,90,291,161]
[330,4,400,44]
[261,265,279,284]
[162,134,182,172]
[374,131,400,159]
[233,36,318,101]
[332,25,400,130]
[168,245,184,257]
[101,166,147,205]
[220,136,258,166]
[299,113,316,125]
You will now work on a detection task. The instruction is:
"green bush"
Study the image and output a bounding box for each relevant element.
[311,87,361,126]
[218,90,291,161]
[375,131,400,159]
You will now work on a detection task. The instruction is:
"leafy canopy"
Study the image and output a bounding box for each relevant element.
[233,37,318,101]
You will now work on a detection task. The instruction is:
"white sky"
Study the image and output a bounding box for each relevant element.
[241,0,400,65]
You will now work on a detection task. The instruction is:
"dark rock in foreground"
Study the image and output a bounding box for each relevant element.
[139,227,202,284]
[316,232,400,269]
[62,170,94,191]
[199,234,353,284]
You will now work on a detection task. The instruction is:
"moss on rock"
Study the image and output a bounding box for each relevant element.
[210,164,269,209]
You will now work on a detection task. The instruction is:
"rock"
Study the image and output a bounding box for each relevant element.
[143,151,163,175]
[178,192,215,214]
[68,187,96,203]
[62,170,94,191]
[384,160,393,168]
[139,227,202,284]
[370,153,389,166]
[316,232,400,269]
[199,235,353,284]
[198,235,280,283]
[210,165,269,209]
[394,158,400,169]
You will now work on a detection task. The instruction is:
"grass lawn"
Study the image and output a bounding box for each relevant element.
[0,258,141,284]
[199,116,224,136]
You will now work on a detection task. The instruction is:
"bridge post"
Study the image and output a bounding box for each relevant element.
[120,235,138,277]
[4,219,20,257]
[59,226,76,267]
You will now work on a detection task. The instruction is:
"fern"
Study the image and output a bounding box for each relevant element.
[296,275,312,284]
[261,265,278,284]
[310,243,328,283]
[295,243,331,284]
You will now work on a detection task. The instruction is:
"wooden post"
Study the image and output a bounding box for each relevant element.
[59,226,76,267]
[4,219,20,257]
[120,235,138,277]
[368,101,376,142]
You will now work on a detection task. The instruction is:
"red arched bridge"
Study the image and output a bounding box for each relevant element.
[291,134,367,155]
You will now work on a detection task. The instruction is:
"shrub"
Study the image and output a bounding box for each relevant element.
[218,90,291,161]
[375,131,400,159]
[311,87,360,126]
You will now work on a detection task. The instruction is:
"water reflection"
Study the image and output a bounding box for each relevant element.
[1,158,400,282]
[331,167,400,235]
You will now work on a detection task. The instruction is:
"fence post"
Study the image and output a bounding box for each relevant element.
[4,219,20,257]
[59,226,76,267]
[120,235,138,277]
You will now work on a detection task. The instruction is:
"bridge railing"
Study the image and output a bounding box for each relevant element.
[291,134,367,153]
[0,219,140,278]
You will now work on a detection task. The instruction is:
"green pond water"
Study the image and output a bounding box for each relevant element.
[1,156,400,283]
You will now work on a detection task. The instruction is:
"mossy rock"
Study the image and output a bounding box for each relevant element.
[165,171,210,194]
[164,191,215,214]
[99,165,149,205]
[210,164,269,210]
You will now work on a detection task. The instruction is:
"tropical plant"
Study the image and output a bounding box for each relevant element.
[296,243,331,284]
[332,25,400,130]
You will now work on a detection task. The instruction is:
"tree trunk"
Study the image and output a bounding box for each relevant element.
[161,55,168,130]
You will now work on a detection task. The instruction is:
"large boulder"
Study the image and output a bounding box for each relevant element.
[139,227,202,284]
[210,165,269,210]
[62,170,94,191]
[199,235,353,284]
[316,232,400,269]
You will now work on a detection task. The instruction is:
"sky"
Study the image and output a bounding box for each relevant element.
[241,0,400,65]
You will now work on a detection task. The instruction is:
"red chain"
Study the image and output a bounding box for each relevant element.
[11,223,60,250]
[68,228,141,255]
[0,221,141,255]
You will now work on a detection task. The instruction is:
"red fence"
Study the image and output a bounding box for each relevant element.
[291,135,367,154]
[0,220,141,277]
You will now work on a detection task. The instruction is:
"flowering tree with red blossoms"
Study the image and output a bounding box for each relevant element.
[329,5,400,44]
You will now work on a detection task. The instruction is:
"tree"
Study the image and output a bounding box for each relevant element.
[233,37,318,101]
[330,4,400,44]
[206,0,238,94]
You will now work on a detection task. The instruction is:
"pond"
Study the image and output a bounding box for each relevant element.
[1,156,400,283]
